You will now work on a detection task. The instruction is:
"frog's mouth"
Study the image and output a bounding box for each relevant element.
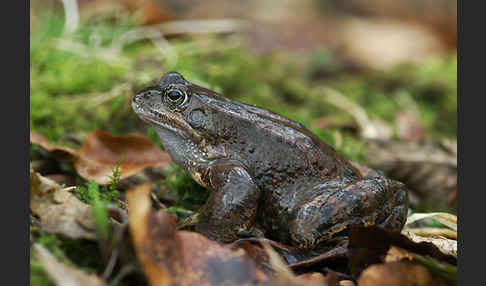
[132,95,202,144]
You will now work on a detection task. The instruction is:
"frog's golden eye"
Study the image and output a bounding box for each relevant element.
[164,88,188,110]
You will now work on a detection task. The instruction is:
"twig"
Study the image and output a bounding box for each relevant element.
[320,87,379,139]
[102,247,119,280]
[113,27,178,67]
[111,19,249,68]
[60,0,80,35]
[152,19,249,35]
[108,264,138,286]
[112,19,248,48]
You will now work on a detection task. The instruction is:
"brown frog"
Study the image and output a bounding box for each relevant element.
[132,72,408,250]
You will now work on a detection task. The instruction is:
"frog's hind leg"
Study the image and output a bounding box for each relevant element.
[289,177,408,249]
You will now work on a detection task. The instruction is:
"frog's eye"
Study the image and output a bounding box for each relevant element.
[165,88,189,110]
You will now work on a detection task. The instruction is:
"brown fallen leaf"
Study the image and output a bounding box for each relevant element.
[30,169,96,240]
[405,212,457,232]
[126,184,269,286]
[30,131,53,151]
[404,228,456,240]
[229,236,348,273]
[347,225,456,279]
[401,212,457,257]
[33,243,106,286]
[384,246,414,263]
[338,281,355,286]
[74,130,171,184]
[261,241,340,286]
[402,231,457,258]
[229,240,273,274]
[382,245,456,284]
[30,130,171,185]
[30,131,77,158]
[358,261,439,286]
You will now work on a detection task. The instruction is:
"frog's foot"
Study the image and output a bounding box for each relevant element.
[289,177,408,249]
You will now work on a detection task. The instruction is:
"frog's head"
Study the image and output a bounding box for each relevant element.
[132,72,229,167]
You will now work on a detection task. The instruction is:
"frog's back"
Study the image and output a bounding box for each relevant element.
[193,85,361,191]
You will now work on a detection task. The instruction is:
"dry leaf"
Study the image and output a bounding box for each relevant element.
[402,231,457,258]
[30,169,96,240]
[384,246,414,263]
[30,130,171,185]
[31,131,53,151]
[229,236,348,273]
[402,212,457,255]
[263,240,339,286]
[126,184,269,286]
[405,212,457,232]
[30,131,77,158]
[404,228,456,240]
[338,281,355,286]
[74,130,171,184]
[358,261,439,286]
[33,243,106,286]
[347,225,456,279]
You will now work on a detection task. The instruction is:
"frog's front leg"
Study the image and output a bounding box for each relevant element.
[195,159,261,242]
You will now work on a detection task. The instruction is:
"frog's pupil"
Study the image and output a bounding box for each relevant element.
[168,90,182,101]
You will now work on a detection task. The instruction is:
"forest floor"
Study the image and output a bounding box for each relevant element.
[30,2,457,285]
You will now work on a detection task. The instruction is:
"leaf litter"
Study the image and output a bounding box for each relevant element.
[30,130,171,185]
[125,183,458,285]
[31,129,458,285]
[125,183,269,286]
[30,168,97,240]
[33,243,107,286]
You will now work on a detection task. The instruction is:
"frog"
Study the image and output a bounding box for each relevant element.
[132,72,408,250]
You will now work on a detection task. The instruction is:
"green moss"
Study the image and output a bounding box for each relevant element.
[159,165,209,213]
[31,233,105,282]
[75,166,121,204]
[30,12,132,142]
[30,259,55,286]
[325,55,457,139]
